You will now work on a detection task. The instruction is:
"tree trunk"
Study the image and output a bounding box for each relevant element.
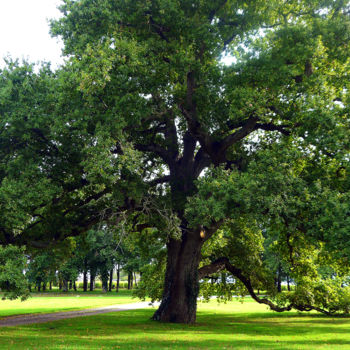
[127,272,131,290]
[134,272,138,287]
[152,231,203,323]
[287,274,291,291]
[49,281,52,290]
[109,268,114,292]
[277,264,282,293]
[62,280,68,292]
[116,264,120,292]
[73,281,77,291]
[221,272,227,285]
[43,282,46,291]
[89,271,95,291]
[83,269,88,292]
[37,283,41,292]
[69,280,73,290]
[101,274,108,293]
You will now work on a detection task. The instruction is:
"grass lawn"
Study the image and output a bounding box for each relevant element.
[0,290,137,318]
[0,297,349,349]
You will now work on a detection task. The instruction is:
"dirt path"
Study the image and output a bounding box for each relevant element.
[0,302,157,327]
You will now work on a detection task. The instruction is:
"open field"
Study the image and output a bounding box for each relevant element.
[0,297,349,349]
[0,290,136,318]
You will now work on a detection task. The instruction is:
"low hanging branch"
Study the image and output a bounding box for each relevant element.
[198,257,332,315]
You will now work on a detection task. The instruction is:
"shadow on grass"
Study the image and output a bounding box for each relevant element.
[1,336,349,350]
[0,309,349,349]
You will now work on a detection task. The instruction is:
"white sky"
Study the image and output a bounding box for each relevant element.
[0,0,236,69]
[0,0,64,69]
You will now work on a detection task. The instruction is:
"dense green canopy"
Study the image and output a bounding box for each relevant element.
[0,0,350,322]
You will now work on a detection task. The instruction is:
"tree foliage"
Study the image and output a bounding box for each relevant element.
[0,0,350,322]
[0,245,28,300]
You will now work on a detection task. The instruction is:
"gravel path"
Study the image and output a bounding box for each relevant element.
[0,302,157,327]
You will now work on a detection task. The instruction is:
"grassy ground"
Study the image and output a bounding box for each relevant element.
[0,290,136,318]
[0,297,349,349]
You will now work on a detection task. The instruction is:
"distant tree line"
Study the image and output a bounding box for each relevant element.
[24,227,149,293]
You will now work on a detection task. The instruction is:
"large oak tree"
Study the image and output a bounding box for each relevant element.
[1,0,350,323]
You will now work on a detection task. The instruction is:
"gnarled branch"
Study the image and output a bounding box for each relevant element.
[218,116,259,153]
[198,257,332,315]
[255,122,292,136]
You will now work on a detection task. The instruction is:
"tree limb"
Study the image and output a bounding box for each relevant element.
[218,116,259,153]
[164,114,179,162]
[146,175,171,186]
[149,16,170,43]
[198,257,332,315]
[193,148,212,177]
[208,0,228,22]
[181,131,197,167]
[134,143,172,164]
[198,257,227,278]
[255,122,292,136]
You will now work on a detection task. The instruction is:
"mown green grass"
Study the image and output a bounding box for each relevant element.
[0,297,349,349]
[0,290,136,318]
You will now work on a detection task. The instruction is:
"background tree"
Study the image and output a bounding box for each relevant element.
[26,251,57,292]
[0,245,28,300]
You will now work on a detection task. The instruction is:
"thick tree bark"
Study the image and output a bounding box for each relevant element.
[152,230,203,323]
